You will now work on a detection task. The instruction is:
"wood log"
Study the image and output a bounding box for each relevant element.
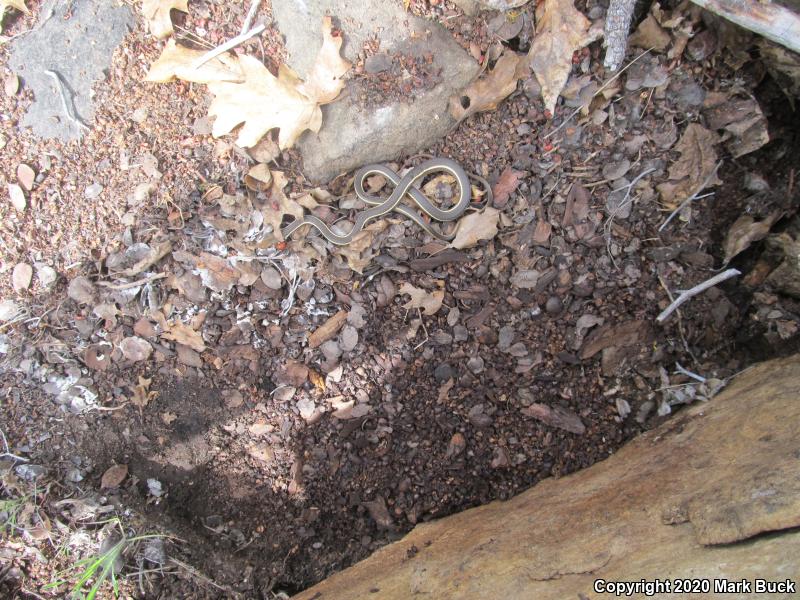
[692,0,800,54]
[293,354,800,599]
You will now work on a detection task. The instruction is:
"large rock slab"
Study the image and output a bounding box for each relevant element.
[293,353,800,599]
[272,0,480,183]
[9,0,134,140]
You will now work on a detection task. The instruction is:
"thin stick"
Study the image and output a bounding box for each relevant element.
[545,49,652,140]
[656,269,741,323]
[658,161,722,232]
[43,70,90,132]
[191,23,266,70]
[97,273,166,290]
[240,0,262,35]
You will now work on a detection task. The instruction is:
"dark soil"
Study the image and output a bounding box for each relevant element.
[1,0,799,598]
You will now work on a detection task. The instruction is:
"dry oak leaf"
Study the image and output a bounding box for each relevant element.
[262,171,306,242]
[449,51,525,122]
[130,376,158,416]
[722,212,782,266]
[296,16,352,104]
[161,320,206,352]
[399,283,445,316]
[450,207,500,249]
[141,0,188,40]
[145,39,244,84]
[656,123,721,207]
[528,0,603,114]
[0,0,28,33]
[208,56,321,149]
[208,17,350,149]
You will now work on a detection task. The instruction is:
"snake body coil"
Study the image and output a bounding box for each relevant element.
[280,158,472,245]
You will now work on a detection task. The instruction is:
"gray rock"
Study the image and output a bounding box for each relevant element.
[434,362,455,382]
[272,0,479,183]
[9,0,134,140]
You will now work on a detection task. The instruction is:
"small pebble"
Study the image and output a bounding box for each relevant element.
[545,296,563,314]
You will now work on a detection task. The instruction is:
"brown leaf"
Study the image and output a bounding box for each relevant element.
[172,250,239,292]
[206,19,349,150]
[309,369,326,393]
[528,0,602,113]
[308,310,348,348]
[628,13,671,51]
[723,213,782,265]
[450,207,500,250]
[400,283,445,316]
[296,16,352,104]
[161,412,178,425]
[562,184,590,228]
[657,124,721,206]
[144,39,244,84]
[260,171,306,242]
[244,163,272,192]
[580,320,652,360]
[130,376,157,416]
[532,219,552,244]
[521,403,585,434]
[100,464,128,489]
[160,320,206,353]
[85,343,112,371]
[140,0,188,39]
[208,54,320,149]
[449,51,524,121]
[492,167,523,208]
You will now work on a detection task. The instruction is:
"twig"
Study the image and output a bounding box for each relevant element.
[656,269,741,323]
[603,168,655,268]
[413,308,429,351]
[675,362,706,383]
[545,49,652,140]
[658,161,722,232]
[191,23,266,70]
[169,558,234,594]
[97,273,166,290]
[43,70,90,132]
[240,0,262,35]
[0,427,29,462]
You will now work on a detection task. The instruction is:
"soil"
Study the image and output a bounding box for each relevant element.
[1,0,799,599]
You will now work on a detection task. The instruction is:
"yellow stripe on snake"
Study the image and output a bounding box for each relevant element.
[281,158,477,245]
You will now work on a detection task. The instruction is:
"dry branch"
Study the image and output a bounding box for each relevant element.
[603,0,637,71]
[691,0,800,54]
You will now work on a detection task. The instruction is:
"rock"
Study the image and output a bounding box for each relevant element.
[119,336,153,362]
[276,360,309,387]
[176,343,203,367]
[297,397,317,422]
[339,325,359,352]
[434,362,455,382]
[446,432,467,458]
[9,0,134,140]
[84,183,103,199]
[12,263,33,292]
[467,356,484,374]
[35,264,57,289]
[271,0,479,183]
[363,496,394,530]
[545,296,563,315]
[67,276,96,304]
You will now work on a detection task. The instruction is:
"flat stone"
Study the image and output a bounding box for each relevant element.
[9,0,134,140]
[272,0,479,183]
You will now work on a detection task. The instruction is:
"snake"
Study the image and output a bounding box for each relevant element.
[280,157,479,245]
